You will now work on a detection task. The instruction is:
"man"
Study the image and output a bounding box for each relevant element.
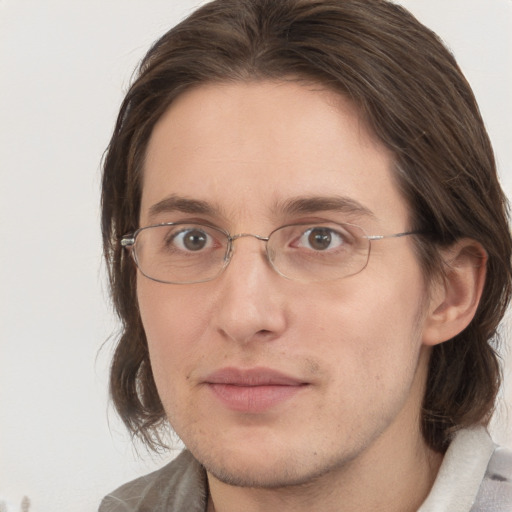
[99,0,512,510]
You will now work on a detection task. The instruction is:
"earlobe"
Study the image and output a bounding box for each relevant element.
[422,239,487,346]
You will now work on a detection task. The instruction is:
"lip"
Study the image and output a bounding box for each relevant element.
[204,367,308,413]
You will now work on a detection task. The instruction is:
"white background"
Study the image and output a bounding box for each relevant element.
[1,1,511,511]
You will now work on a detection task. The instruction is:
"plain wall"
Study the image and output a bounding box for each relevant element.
[1,1,511,511]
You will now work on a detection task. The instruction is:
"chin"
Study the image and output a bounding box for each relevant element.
[204,458,327,489]
[191,440,351,489]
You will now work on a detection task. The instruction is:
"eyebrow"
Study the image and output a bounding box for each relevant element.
[275,195,375,219]
[146,194,375,223]
[147,195,220,221]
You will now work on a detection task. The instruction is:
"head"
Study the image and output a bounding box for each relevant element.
[102,0,511,460]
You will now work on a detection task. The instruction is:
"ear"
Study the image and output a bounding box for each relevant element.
[422,239,487,346]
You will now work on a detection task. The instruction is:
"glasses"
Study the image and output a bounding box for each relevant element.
[121,221,418,284]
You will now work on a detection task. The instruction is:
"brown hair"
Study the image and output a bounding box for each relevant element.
[102,0,512,452]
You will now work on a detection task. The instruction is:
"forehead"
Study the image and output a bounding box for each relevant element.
[141,81,409,231]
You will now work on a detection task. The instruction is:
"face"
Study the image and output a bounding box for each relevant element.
[138,81,434,488]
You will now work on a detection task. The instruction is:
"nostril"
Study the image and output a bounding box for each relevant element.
[256,329,273,337]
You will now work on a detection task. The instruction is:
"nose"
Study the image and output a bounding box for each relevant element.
[212,237,288,345]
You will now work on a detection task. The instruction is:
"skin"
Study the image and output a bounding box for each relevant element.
[136,81,478,511]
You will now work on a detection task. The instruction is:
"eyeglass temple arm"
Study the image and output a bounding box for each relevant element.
[120,236,135,247]
[365,231,421,241]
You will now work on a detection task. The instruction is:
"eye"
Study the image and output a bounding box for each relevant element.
[170,228,214,252]
[295,226,347,251]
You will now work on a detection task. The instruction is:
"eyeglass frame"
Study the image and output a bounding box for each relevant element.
[120,221,422,285]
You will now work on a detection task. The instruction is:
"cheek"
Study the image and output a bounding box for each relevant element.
[136,279,213,385]
[296,266,427,375]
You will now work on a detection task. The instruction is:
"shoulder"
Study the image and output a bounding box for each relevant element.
[419,426,512,512]
[98,450,207,512]
[486,446,512,483]
[472,446,512,511]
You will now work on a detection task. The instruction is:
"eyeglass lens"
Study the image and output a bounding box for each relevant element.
[130,222,371,284]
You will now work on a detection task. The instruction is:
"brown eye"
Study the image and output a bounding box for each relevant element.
[183,230,208,250]
[307,228,333,251]
[172,228,212,251]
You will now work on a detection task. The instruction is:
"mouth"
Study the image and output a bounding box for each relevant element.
[204,367,309,413]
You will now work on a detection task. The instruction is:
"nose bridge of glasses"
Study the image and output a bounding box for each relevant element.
[225,233,273,269]
[230,232,270,243]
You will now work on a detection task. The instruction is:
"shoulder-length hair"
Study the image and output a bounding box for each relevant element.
[102,0,512,452]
